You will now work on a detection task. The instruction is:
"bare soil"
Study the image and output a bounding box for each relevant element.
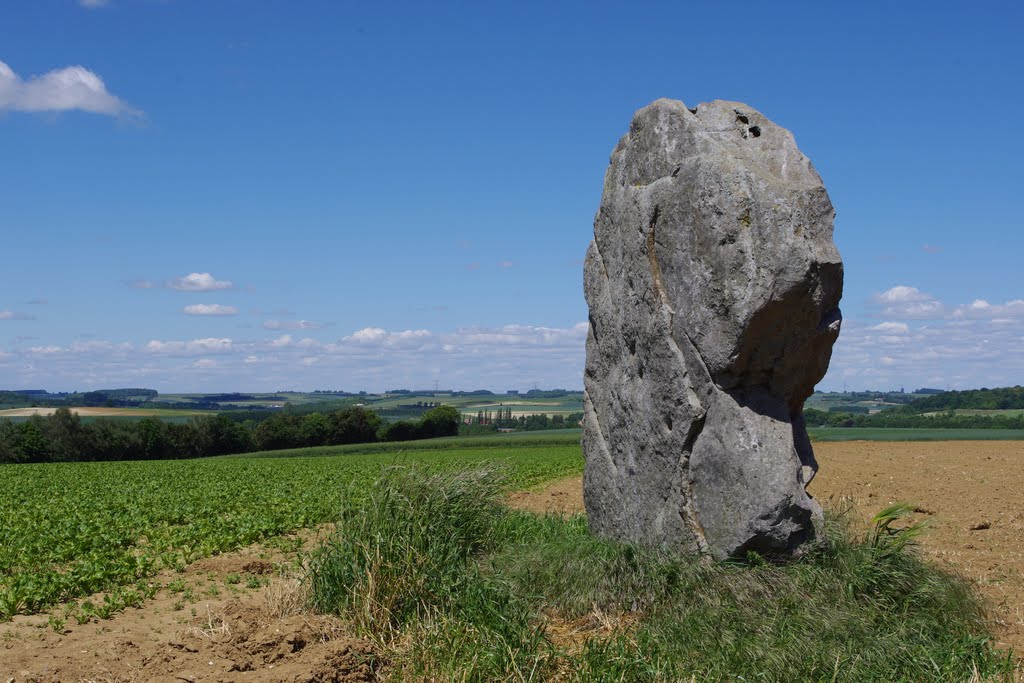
[1,528,378,683]
[507,440,1024,655]
[4,440,1021,681]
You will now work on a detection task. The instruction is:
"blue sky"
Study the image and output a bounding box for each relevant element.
[1,0,1022,393]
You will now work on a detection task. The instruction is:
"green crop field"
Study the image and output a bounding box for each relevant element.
[0,437,583,620]
[6,425,1022,621]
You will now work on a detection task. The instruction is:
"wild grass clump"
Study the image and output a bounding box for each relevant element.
[306,465,551,679]
[308,467,1017,681]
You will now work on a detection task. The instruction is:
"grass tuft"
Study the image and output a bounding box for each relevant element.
[309,467,1019,681]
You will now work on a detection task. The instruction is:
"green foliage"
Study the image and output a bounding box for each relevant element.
[902,385,1024,412]
[0,405,386,463]
[308,466,507,634]
[308,466,549,679]
[379,404,461,442]
[417,404,461,438]
[0,441,582,619]
[806,386,1024,430]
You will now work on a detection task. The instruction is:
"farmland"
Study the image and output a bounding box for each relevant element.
[2,432,1024,679]
[3,436,1019,680]
[0,406,207,424]
[0,434,582,620]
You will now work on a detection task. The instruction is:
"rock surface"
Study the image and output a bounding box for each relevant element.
[582,98,842,560]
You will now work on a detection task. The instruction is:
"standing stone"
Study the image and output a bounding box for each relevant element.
[582,99,842,560]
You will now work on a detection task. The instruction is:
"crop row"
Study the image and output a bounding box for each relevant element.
[0,443,583,618]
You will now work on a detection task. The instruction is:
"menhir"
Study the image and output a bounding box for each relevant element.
[582,99,843,560]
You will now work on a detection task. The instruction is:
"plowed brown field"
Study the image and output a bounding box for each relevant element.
[509,440,1024,655]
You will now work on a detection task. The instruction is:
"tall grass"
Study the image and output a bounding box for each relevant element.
[307,466,550,680]
[308,467,1017,682]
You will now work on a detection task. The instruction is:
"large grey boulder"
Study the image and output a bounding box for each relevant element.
[582,99,842,560]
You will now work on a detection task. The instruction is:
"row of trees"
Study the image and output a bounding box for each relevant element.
[0,405,461,464]
[804,408,1024,430]
[462,410,583,434]
[894,386,1024,413]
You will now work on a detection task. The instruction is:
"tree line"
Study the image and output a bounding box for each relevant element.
[461,408,583,434]
[804,408,1024,430]
[0,405,461,464]
[892,386,1024,413]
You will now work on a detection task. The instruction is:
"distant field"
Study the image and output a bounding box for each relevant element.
[0,407,206,419]
[364,392,584,418]
[226,429,583,459]
[938,408,1024,417]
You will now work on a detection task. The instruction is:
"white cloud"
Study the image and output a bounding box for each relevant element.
[4,322,591,392]
[0,60,138,117]
[0,311,34,321]
[951,299,1024,320]
[875,286,930,304]
[823,314,1024,391]
[168,272,233,292]
[870,322,909,335]
[145,337,234,355]
[263,319,324,330]
[183,303,239,316]
[346,327,386,343]
[69,341,131,353]
[27,345,64,355]
[872,285,945,319]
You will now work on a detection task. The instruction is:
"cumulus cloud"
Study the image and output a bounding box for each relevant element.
[343,327,433,347]
[27,345,64,355]
[870,322,909,335]
[0,311,34,321]
[4,322,588,392]
[183,303,238,316]
[263,319,324,331]
[871,286,1024,324]
[0,60,138,117]
[824,312,1024,391]
[345,327,386,344]
[168,272,233,292]
[951,299,1024,320]
[872,285,945,319]
[145,337,234,355]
